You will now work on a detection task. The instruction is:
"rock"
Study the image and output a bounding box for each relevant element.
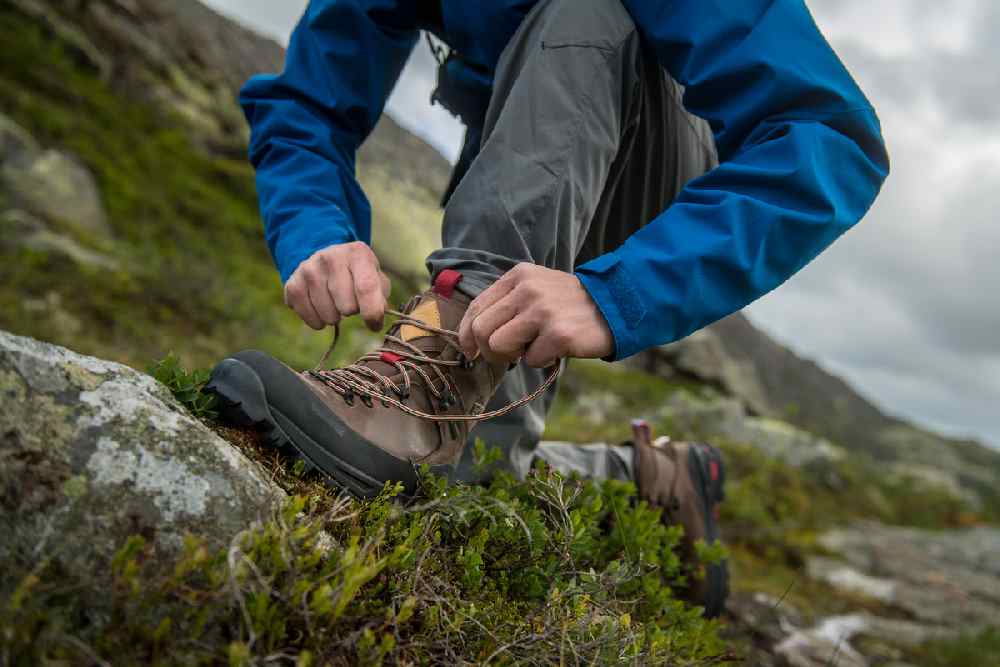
[1,209,118,269]
[0,112,39,159]
[775,614,870,667]
[807,557,896,603]
[1,147,111,236]
[0,330,283,583]
[649,324,775,416]
[721,416,846,467]
[739,521,1000,665]
[657,391,845,467]
[658,391,747,437]
[815,522,1000,626]
[773,612,955,667]
[726,591,805,645]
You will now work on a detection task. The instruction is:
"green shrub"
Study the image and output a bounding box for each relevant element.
[1,466,730,665]
[149,353,219,418]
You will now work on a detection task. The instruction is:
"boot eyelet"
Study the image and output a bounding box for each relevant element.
[396,389,410,402]
[439,390,455,410]
[342,390,355,406]
[361,394,373,408]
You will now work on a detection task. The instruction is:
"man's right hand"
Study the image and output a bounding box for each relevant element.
[283,241,391,331]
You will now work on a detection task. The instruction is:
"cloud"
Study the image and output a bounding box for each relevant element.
[749,0,1000,446]
[201,0,999,447]
[200,0,306,43]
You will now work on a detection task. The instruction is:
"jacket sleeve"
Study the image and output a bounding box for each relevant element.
[576,0,890,360]
[239,0,419,283]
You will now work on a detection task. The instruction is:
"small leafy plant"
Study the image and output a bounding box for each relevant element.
[148,352,219,419]
[1,464,730,665]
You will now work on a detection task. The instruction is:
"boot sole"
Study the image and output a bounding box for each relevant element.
[205,354,420,499]
[687,443,730,618]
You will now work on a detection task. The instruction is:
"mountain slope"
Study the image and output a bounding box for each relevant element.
[0,0,448,374]
[641,313,1000,513]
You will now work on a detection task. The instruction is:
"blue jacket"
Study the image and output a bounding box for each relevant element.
[240,0,889,361]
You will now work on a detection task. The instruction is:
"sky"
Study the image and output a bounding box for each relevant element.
[203,0,999,449]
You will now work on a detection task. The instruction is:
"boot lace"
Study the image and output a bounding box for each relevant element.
[307,298,559,423]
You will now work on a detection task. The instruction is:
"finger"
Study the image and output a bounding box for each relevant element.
[459,277,517,355]
[308,272,339,326]
[470,293,521,362]
[351,257,387,330]
[523,331,563,368]
[329,266,359,321]
[286,276,324,330]
[488,314,542,363]
[288,291,323,331]
[380,272,391,298]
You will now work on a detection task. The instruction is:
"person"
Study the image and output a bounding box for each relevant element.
[207,0,889,618]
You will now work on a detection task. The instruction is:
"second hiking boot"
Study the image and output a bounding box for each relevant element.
[206,270,512,498]
[630,420,729,618]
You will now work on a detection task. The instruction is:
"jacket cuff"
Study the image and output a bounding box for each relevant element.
[575,252,648,361]
[270,210,357,284]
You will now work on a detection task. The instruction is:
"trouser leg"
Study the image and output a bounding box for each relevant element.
[431,0,717,482]
[530,441,636,482]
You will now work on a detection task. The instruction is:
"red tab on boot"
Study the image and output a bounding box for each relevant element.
[433,269,463,298]
[709,460,720,482]
[380,351,403,364]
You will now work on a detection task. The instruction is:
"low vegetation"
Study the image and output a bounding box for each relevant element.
[1,362,731,665]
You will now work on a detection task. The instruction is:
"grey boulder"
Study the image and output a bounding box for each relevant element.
[0,330,283,579]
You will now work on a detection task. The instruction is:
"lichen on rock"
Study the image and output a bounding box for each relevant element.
[0,329,283,579]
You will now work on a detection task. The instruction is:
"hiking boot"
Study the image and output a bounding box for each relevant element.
[630,420,729,618]
[205,270,534,498]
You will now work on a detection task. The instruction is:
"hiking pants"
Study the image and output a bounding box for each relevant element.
[424,0,717,482]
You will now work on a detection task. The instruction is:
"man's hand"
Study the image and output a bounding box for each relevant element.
[284,241,391,331]
[458,263,614,368]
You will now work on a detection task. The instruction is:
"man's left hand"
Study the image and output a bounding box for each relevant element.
[457,263,615,368]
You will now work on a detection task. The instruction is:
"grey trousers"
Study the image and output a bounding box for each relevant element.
[425,0,717,483]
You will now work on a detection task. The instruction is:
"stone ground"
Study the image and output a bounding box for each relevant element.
[728,522,1000,666]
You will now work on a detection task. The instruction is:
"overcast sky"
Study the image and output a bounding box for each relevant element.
[204,0,999,449]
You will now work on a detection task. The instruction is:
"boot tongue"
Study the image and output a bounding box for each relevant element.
[398,269,466,343]
[359,270,468,378]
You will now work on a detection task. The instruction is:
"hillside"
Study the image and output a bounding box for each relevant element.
[2,1,999,665]
[642,314,1000,514]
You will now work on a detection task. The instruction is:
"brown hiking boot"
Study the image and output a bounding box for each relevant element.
[206,270,552,498]
[630,420,729,618]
